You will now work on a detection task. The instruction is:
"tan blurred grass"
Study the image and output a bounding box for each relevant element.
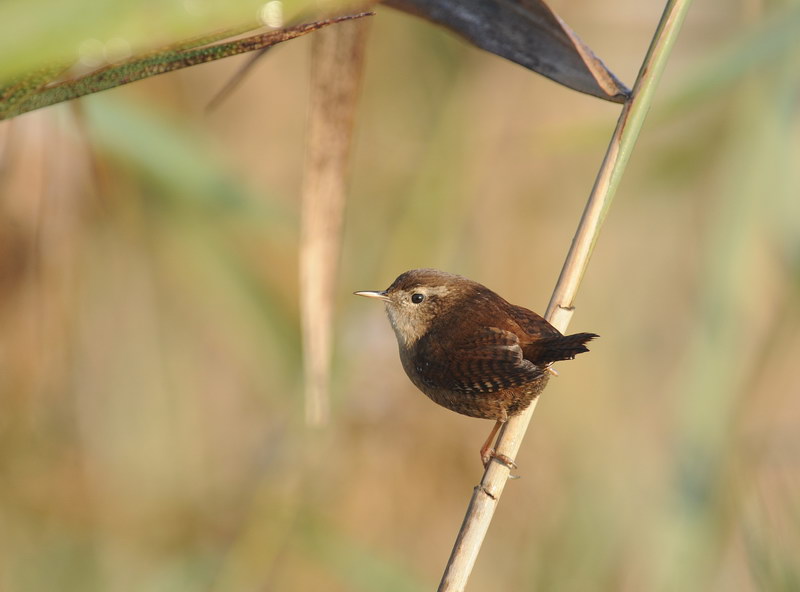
[1,2,800,591]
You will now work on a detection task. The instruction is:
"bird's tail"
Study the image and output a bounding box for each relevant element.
[527,332,598,366]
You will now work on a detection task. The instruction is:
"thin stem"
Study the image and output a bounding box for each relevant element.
[0,13,374,121]
[437,1,695,590]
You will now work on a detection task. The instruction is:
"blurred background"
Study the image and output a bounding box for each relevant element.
[2,0,799,590]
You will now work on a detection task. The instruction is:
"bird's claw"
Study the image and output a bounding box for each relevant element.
[482,449,518,471]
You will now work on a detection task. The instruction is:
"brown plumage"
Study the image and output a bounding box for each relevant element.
[355,269,597,466]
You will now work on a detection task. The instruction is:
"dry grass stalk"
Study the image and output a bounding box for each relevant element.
[437,0,695,589]
[301,15,371,426]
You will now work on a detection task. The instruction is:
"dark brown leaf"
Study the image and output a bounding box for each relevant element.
[383,0,630,102]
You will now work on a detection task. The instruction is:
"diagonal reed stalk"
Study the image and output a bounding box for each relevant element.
[0,12,374,121]
[437,0,695,590]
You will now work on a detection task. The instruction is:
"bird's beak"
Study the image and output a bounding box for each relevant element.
[354,290,390,302]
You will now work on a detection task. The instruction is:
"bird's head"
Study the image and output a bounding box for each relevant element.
[355,268,478,347]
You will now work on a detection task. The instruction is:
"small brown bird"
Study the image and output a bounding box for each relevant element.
[355,269,597,467]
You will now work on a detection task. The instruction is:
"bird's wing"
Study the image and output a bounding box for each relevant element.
[417,326,545,394]
[503,303,598,365]
[504,303,562,338]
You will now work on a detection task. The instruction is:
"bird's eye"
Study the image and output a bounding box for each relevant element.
[411,293,425,304]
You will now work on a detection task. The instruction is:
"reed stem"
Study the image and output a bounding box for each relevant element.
[438,1,695,589]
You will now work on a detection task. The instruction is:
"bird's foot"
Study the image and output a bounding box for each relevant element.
[481,449,518,471]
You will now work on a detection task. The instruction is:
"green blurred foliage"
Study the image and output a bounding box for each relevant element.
[0,0,313,79]
[1,1,800,591]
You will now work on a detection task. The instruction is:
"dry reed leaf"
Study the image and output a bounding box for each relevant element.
[300,14,371,426]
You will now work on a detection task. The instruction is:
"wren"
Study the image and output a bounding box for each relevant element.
[355,268,597,467]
